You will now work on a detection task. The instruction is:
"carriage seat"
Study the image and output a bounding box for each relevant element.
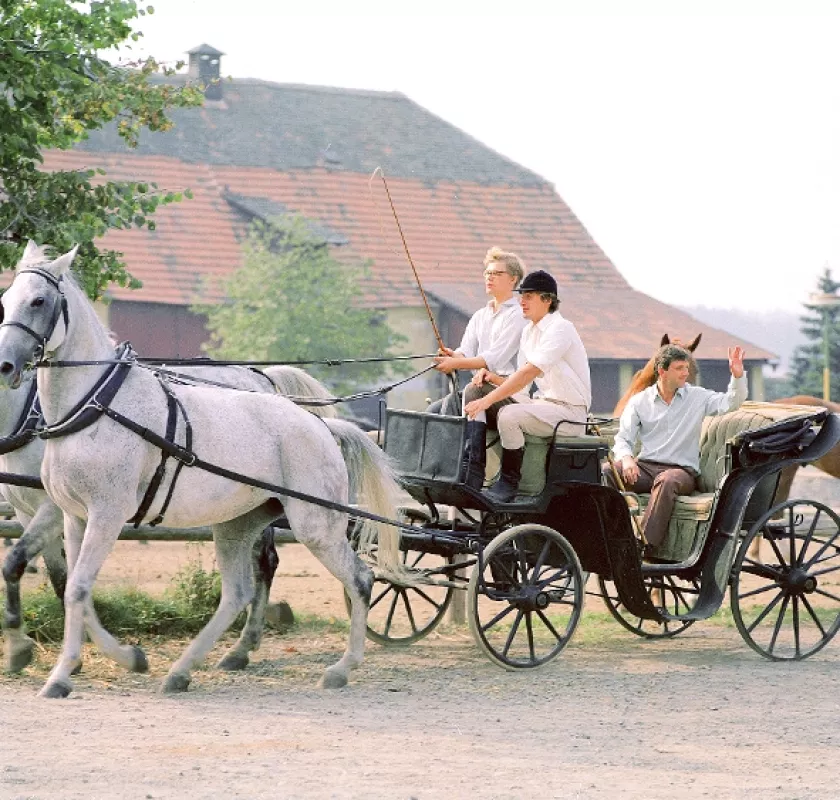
[636,401,819,561]
[485,430,608,495]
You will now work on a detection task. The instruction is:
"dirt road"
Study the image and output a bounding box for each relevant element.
[2,534,838,800]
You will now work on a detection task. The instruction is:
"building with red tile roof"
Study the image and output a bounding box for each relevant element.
[44,44,774,415]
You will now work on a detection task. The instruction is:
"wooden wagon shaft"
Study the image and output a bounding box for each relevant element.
[0,514,296,545]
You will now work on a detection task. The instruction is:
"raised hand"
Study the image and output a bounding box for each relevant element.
[728,346,745,378]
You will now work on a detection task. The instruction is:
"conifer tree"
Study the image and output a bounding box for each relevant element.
[790,267,840,399]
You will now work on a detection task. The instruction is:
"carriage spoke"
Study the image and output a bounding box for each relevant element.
[794,509,821,566]
[766,535,789,568]
[809,563,840,579]
[369,583,395,611]
[803,529,840,571]
[525,612,536,661]
[501,610,525,657]
[534,567,571,591]
[531,539,552,577]
[792,596,801,658]
[814,588,840,604]
[535,609,565,644]
[800,595,829,637]
[407,585,445,611]
[767,594,791,654]
[480,602,516,633]
[400,590,418,634]
[382,591,401,637]
[738,582,783,600]
[745,589,784,634]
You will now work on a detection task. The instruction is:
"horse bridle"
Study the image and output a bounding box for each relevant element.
[0,267,69,363]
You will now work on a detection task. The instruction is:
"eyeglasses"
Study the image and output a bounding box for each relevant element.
[483,269,509,279]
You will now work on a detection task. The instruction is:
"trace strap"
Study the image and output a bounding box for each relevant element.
[92,401,411,531]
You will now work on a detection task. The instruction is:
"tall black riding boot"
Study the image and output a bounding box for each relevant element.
[461,420,487,490]
[485,447,525,504]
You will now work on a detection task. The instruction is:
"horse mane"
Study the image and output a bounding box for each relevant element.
[612,333,702,417]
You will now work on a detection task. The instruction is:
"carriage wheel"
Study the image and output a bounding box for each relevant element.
[598,574,698,639]
[467,524,584,670]
[345,508,456,646]
[731,499,840,661]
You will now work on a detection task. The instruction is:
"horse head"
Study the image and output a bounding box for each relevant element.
[613,333,702,417]
[0,241,79,389]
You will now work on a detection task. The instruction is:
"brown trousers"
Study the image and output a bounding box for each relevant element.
[602,460,696,546]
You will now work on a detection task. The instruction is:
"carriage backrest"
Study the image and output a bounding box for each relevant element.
[697,401,823,492]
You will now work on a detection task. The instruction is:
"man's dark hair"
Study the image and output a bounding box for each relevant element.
[540,292,559,313]
[654,344,692,374]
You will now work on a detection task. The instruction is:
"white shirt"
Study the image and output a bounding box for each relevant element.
[612,376,749,473]
[457,296,527,376]
[516,311,591,408]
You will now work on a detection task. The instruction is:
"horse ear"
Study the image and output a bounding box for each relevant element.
[49,244,80,277]
[22,240,39,259]
[660,334,670,346]
[687,333,702,352]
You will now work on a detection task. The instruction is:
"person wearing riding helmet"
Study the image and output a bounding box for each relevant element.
[463,269,591,502]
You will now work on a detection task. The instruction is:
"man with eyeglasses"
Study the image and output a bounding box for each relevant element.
[463,270,591,502]
[429,246,527,416]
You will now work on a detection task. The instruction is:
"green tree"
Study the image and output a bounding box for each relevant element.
[196,218,408,394]
[0,0,203,298]
[789,267,840,398]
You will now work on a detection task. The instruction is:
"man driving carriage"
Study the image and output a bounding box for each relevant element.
[463,269,592,503]
[429,246,528,414]
[605,343,747,550]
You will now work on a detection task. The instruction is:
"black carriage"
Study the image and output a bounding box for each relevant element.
[358,401,840,668]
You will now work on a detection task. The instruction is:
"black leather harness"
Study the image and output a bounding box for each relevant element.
[1,268,407,532]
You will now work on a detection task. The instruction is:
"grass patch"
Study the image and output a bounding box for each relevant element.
[15,559,250,643]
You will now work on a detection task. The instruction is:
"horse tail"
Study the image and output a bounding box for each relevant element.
[262,365,338,418]
[323,418,404,578]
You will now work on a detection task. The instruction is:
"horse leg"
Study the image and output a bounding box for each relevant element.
[39,512,125,699]
[162,510,271,694]
[216,525,279,672]
[2,509,37,672]
[288,502,373,689]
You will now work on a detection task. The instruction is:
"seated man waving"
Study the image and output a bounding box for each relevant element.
[606,343,747,549]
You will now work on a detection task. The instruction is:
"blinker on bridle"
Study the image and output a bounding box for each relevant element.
[0,267,69,363]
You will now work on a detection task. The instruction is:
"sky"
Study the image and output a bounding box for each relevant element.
[118,0,840,313]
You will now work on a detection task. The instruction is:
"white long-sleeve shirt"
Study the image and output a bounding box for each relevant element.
[612,376,749,473]
[515,311,592,408]
[457,296,527,376]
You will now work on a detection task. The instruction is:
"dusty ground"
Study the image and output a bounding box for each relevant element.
[1,468,839,799]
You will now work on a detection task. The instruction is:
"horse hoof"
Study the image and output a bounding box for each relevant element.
[39,680,72,699]
[318,670,348,690]
[4,639,35,673]
[130,646,149,674]
[216,652,249,672]
[161,673,191,694]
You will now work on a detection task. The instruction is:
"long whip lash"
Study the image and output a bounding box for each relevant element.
[369,167,445,352]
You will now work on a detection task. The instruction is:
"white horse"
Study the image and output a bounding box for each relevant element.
[0,242,402,698]
[0,358,337,674]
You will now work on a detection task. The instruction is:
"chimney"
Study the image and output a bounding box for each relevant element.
[186,43,225,101]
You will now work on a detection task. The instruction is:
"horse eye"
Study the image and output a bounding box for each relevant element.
[31,297,44,308]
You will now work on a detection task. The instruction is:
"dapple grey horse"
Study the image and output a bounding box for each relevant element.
[0,362,335,674]
[0,242,404,698]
